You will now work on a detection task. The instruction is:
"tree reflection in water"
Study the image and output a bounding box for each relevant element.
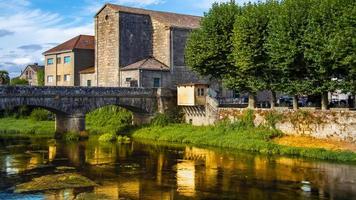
[0,137,356,200]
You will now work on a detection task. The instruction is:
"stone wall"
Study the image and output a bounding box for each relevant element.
[152,19,170,66]
[119,12,153,67]
[218,108,356,142]
[96,6,119,87]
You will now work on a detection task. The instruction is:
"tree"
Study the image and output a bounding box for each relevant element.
[185,1,241,79]
[37,68,45,86]
[10,77,28,86]
[226,1,279,109]
[304,0,355,110]
[0,70,10,85]
[266,0,314,110]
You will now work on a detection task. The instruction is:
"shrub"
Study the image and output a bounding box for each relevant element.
[30,108,51,121]
[265,111,283,129]
[98,132,117,143]
[86,106,132,134]
[117,135,131,143]
[64,132,80,141]
[151,113,171,127]
[240,109,255,128]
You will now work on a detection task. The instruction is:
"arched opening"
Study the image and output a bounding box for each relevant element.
[85,105,134,135]
[0,105,59,136]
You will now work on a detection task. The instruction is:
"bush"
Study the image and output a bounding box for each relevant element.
[64,132,80,141]
[98,132,117,143]
[30,109,51,121]
[265,111,283,129]
[86,106,132,134]
[117,135,131,143]
[151,113,171,127]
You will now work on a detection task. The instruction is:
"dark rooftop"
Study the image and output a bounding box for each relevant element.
[43,35,94,55]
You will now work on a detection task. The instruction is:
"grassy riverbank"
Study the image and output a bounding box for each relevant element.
[132,122,356,162]
[0,117,55,138]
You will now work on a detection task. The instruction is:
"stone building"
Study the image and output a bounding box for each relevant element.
[79,67,96,87]
[19,63,44,86]
[95,4,203,88]
[43,35,95,86]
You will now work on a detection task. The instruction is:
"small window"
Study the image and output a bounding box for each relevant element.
[126,77,132,82]
[87,80,92,87]
[105,15,109,20]
[64,56,71,64]
[47,75,53,83]
[64,74,71,82]
[130,80,138,87]
[153,78,161,88]
[56,75,61,82]
[197,88,205,96]
[47,58,54,65]
[56,57,61,64]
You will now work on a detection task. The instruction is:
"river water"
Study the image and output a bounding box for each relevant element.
[0,137,355,200]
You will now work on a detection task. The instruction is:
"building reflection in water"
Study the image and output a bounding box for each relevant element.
[2,138,356,200]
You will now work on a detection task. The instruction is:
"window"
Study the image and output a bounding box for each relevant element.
[56,57,61,64]
[153,78,161,88]
[130,80,138,87]
[47,58,54,65]
[64,74,71,82]
[47,75,53,83]
[56,75,61,82]
[64,56,71,64]
[197,88,205,96]
[87,80,92,87]
[126,77,132,82]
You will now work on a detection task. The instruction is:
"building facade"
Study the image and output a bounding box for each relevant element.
[43,35,95,86]
[19,63,44,86]
[95,4,204,88]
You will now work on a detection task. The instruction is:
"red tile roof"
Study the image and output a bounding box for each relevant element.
[98,4,201,29]
[121,57,170,71]
[43,35,94,55]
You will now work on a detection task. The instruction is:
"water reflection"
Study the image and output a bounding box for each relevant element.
[0,138,356,200]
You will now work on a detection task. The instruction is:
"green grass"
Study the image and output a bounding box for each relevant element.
[132,122,356,162]
[0,117,55,138]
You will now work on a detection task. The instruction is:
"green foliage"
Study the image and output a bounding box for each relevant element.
[185,1,241,78]
[98,132,117,143]
[30,108,51,121]
[226,1,277,94]
[0,70,10,85]
[132,123,356,162]
[86,106,132,134]
[64,132,80,141]
[151,113,170,127]
[37,68,45,86]
[0,117,54,137]
[240,109,255,128]
[265,111,283,129]
[10,77,29,85]
[117,135,131,143]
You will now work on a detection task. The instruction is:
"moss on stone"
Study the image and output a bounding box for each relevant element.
[15,173,97,193]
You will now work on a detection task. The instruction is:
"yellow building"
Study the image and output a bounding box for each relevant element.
[177,83,209,106]
[43,35,95,86]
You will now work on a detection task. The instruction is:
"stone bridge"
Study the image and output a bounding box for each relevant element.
[0,86,176,135]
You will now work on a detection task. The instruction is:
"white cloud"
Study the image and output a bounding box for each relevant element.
[0,1,93,77]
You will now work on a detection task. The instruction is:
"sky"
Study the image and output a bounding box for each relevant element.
[0,0,254,77]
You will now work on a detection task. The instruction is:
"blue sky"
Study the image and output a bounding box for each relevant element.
[0,0,254,77]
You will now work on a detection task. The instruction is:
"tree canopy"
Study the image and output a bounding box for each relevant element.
[185,0,356,110]
[185,2,241,79]
[0,70,10,85]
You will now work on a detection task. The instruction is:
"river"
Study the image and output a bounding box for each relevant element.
[0,137,355,200]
